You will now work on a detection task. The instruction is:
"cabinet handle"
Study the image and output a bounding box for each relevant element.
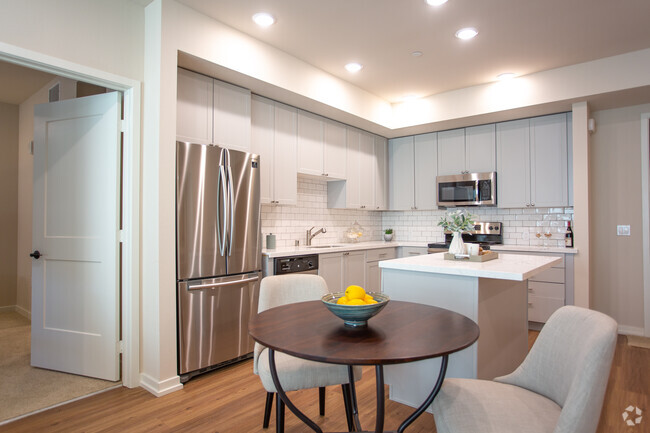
[528,288,533,292]
[343,252,349,256]
[531,203,535,207]
[528,302,533,306]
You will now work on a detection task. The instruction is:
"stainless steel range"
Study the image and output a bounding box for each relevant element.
[427,222,503,253]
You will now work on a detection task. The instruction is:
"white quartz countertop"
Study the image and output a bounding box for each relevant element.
[378,252,561,281]
[262,241,409,258]
[490,245,578,254]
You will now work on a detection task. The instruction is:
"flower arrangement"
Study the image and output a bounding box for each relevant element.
[438,209,476,234]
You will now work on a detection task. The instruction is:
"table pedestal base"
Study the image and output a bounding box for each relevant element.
[268,349,449,433]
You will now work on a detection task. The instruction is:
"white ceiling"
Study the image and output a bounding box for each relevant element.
[177,0,650,103]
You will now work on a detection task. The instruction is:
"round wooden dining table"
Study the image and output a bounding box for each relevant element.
[249,300,480,433]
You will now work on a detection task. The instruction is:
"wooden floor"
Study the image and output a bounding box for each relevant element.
[2,332,648,433]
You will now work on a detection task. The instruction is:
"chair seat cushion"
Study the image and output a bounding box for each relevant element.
[431,378,561,433]
[257,348,362,392]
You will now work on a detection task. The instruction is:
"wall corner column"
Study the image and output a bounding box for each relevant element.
[572,101,590,308]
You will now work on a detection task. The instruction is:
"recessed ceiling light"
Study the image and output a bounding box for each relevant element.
[455,27,478,40]
[252,12,275,27]
[425,0,448,5]
[345,62,363,73]
[411,51,423,57]
[497,72,516,80]
[400,94,420,102]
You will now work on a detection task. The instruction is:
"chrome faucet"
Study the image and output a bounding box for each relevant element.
[306,226,327,246]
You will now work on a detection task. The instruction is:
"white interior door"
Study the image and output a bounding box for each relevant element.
[31,92,121,381]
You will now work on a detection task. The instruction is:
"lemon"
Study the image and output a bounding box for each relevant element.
[366,299,378,304]
[336,296,349,305]
[364,294,374,302]
[347,298,365,305]
[345,285,366,300]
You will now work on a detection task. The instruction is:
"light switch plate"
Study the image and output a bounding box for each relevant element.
[617,225,631,236]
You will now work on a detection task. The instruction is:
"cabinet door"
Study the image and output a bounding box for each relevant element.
[437,128,465,176]
[366,261,380,293]
[297,110,324,176]
[374,136,388,210]
[176,68,213,145]
[389,136,415,210]
[323,119,347,179]
[497,119,530,208]
[414,133,437,210]
[343,251,366,288]
[358,131,375,209]
[530,113,568,207]
[319,253,343,293]
[273,103,298,205]
[213,79,251,151]
[345,128,361,208]
[465,124,496,173]
[251,96,275,204]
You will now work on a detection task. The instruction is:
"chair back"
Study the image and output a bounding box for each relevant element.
[495,305,617,433]
[253,274,330,373]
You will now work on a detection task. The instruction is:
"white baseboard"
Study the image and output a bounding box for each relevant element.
[14,305,31,320]
[0,305,31,320]
[618,325,645,336]
[139,373,183,397]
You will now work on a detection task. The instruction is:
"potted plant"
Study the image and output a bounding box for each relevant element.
[438,209,475,255]
[384,228,394,242]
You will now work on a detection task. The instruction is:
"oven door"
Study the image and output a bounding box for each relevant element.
[436,172,496,206]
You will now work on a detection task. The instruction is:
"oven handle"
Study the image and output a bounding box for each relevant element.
[188,275,259,290]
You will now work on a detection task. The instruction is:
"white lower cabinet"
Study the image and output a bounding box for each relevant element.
[319,251,365,293]
[365,248,397,293]
[398,246,428,257]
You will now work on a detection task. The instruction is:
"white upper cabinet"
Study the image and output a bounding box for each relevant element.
[437,129,466,176]
[374,135,388,210]
[497,114,568,208]
[437,125,495,175]
[343,127,362,208]
[177,68,213,145]
[358,131,375,209]
[530,114,568,207]
[388,133,437,210]
[389,136,415,210]
[251,96,297,205]
[323,119,348,179]
[176,68,251,152]
[296,110,324,176]
[213,79,251,152]
[465,124,496,173]
[414,133,438,210]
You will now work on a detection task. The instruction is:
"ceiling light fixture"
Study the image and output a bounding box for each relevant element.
[497,72,516,80]
[455,27,478,40]
[252,12,275,27]
[345,62,363,73]
[425,0,448,5]
[411,51,423,57]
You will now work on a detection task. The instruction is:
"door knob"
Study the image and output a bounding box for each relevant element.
[30,250,42,259]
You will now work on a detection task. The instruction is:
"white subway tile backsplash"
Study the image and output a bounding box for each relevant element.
[261,175,573,248]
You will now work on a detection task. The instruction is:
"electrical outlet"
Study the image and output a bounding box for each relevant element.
[617,225,631,236]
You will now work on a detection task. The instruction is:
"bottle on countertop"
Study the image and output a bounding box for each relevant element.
[565,221,574,248]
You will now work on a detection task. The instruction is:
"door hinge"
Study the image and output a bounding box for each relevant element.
[119,119,127,132]
[118,340,125,353]
[119,230,125,242]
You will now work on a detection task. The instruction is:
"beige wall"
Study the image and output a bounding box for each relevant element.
[590,103,650,332]
[0,102,18,308]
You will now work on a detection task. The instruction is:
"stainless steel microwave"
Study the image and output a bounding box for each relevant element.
[436,172,497,207]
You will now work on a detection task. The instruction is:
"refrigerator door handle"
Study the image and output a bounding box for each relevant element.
[188,275,259,290]
[217,164,227,256]
[227,164,235,257]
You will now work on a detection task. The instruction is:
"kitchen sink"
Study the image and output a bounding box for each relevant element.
[305,245,343,249]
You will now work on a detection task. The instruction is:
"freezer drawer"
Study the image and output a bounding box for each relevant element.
[177,272,260,377]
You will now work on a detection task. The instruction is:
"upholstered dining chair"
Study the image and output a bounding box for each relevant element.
[432,305,617,433]
[253,274,362,433]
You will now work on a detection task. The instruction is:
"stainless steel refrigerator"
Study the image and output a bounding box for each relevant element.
[176,141,262,382]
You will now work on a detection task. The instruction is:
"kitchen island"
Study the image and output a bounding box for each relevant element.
[379,252,561,411]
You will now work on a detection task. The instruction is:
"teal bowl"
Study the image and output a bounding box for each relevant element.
[321,292,390,327]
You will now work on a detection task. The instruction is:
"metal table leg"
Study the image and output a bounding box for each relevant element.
[268,348,323,433]
[397,355,449,433]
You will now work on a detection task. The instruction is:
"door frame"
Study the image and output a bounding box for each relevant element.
[641,112,650,337]
[0,42,141,387]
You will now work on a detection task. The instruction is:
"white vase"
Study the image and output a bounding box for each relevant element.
[449,232,466,255]
[384,233,393,242]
